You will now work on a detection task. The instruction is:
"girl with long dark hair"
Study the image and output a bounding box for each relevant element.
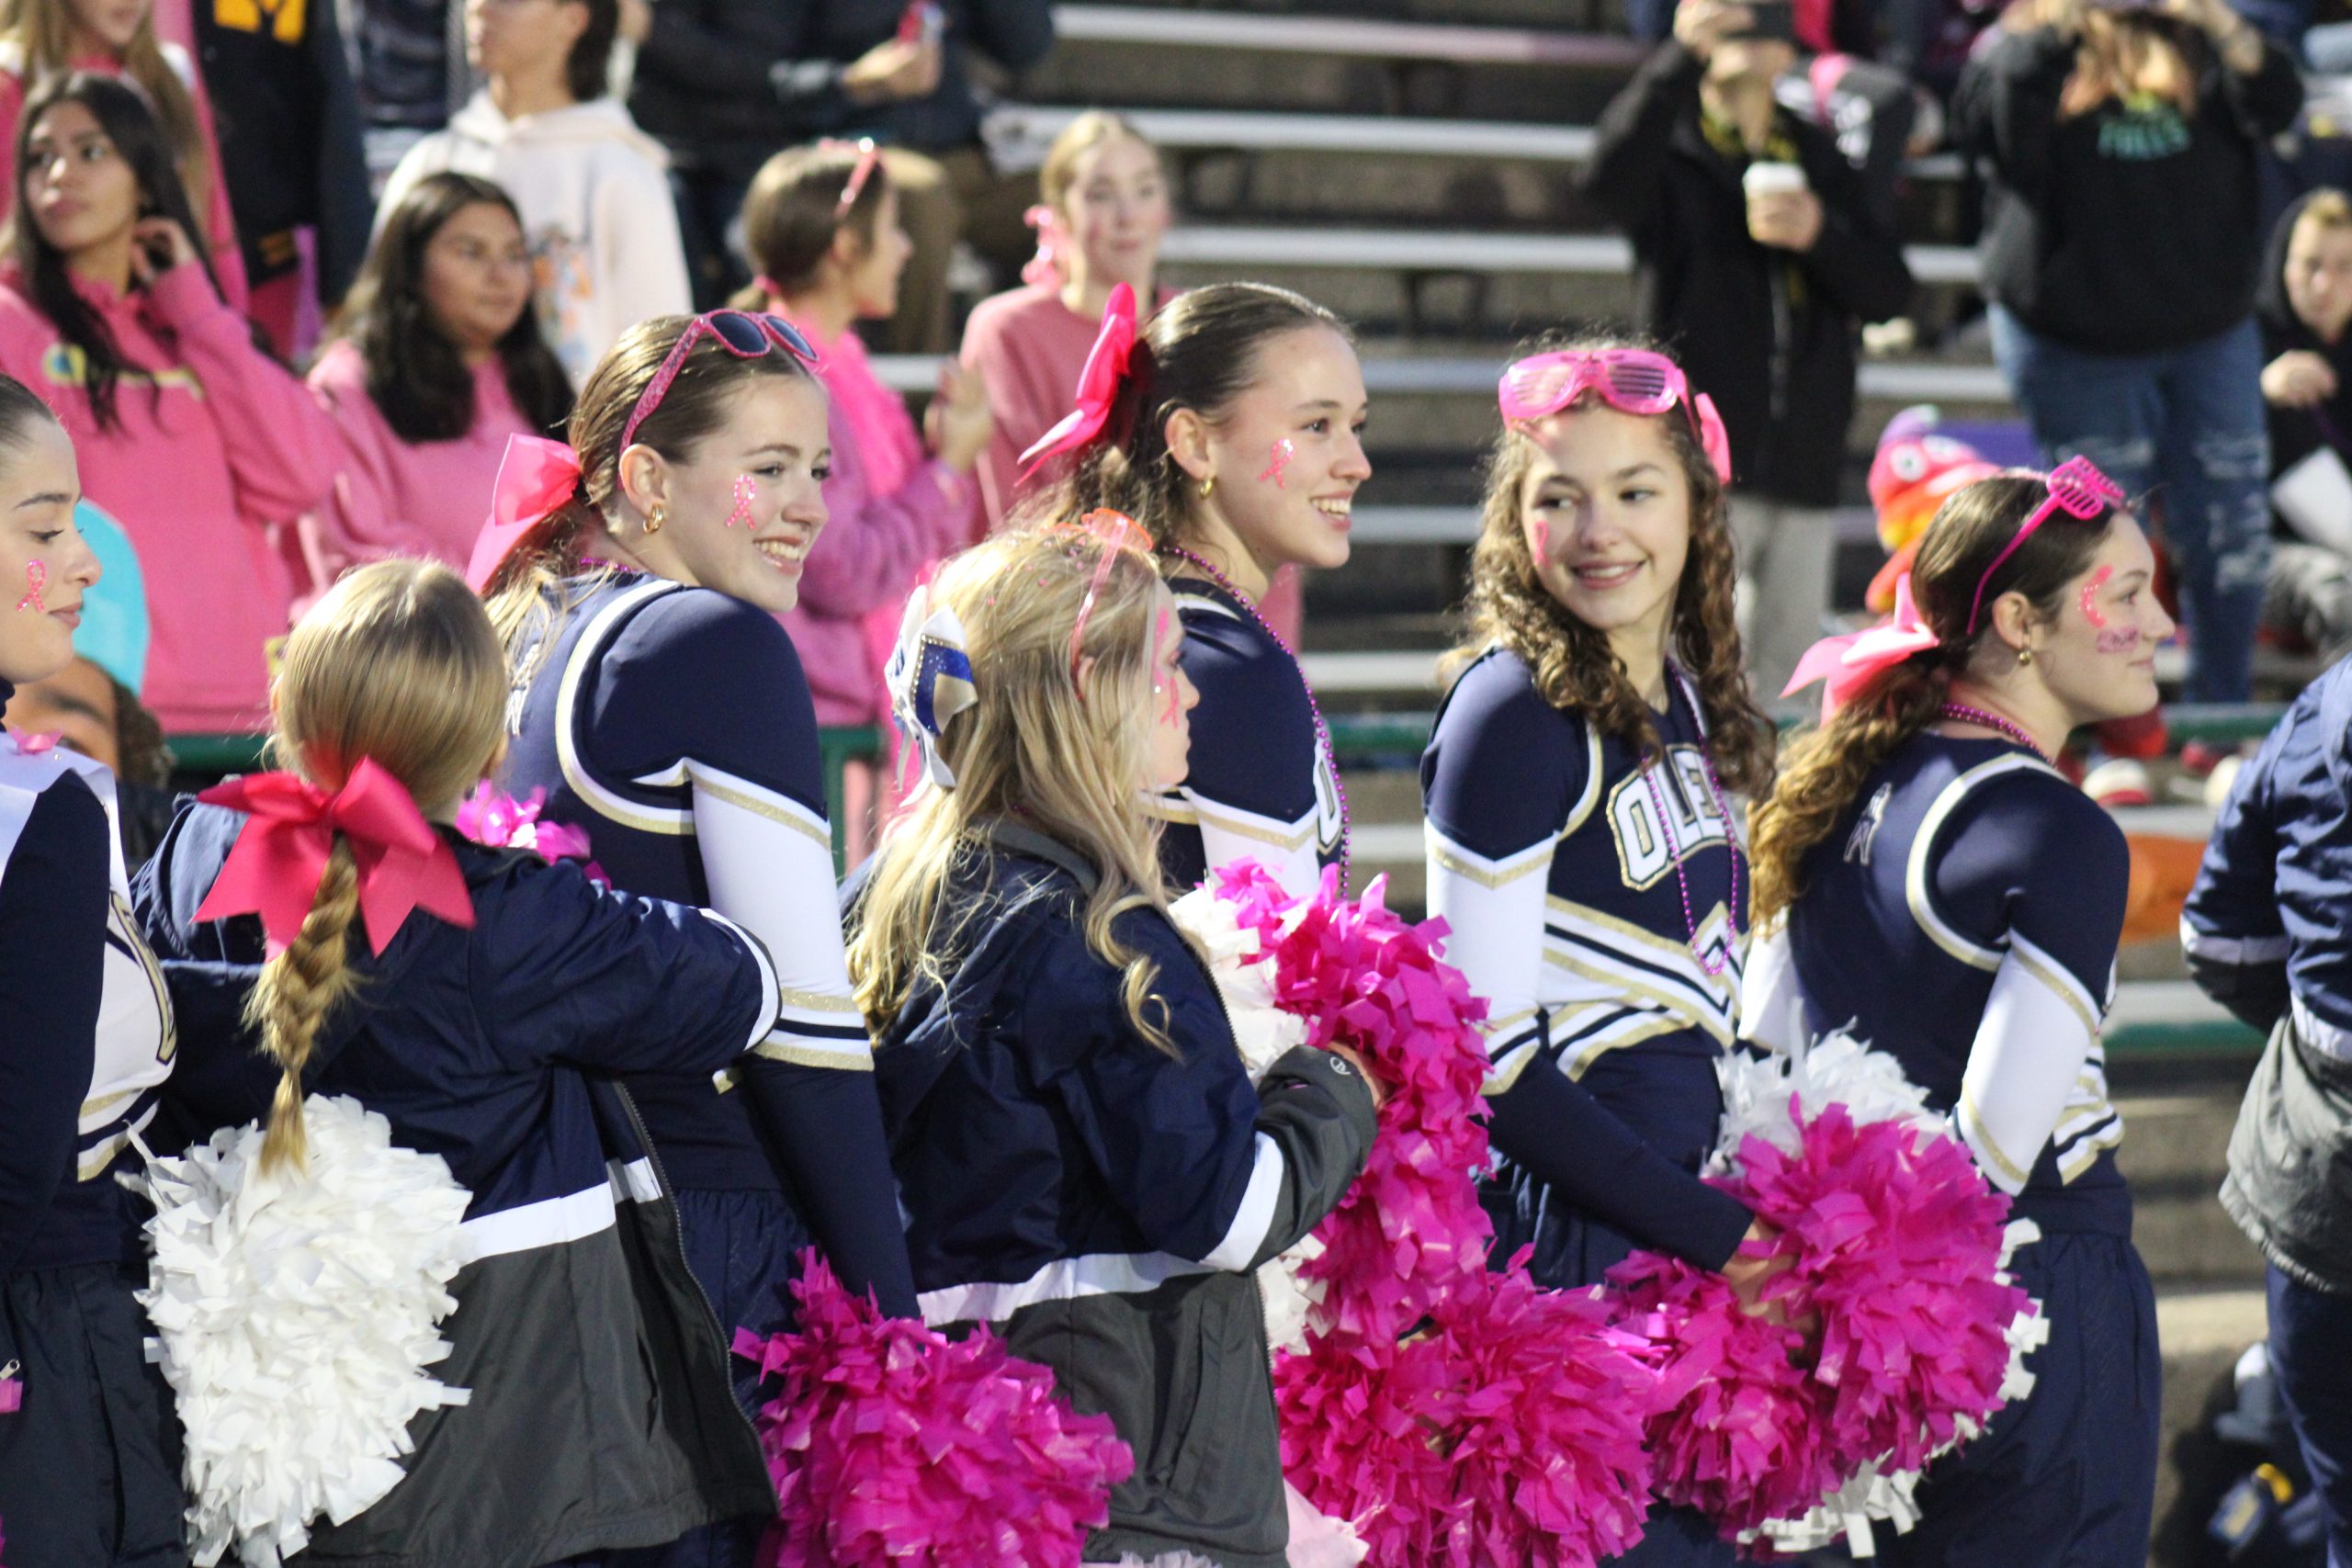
[0,73,333,735]
[307,171,572,580]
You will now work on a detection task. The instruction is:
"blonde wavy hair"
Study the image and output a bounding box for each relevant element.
[1442,335,1773,798]
[249,560,508,1173]
[848,522,1182,1053]
[1747,472,2118,930]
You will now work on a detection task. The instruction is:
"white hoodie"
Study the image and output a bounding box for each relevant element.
[378,93,692,388]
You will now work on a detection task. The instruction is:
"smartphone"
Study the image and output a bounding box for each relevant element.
[1730,1,1797,43]
[898,0,944,46]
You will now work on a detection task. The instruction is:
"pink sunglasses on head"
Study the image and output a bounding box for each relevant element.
[1964,456,2125,635]
[1498,349,1734,483]
[619,310,822,455]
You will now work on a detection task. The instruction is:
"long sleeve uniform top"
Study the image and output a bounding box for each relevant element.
[1744,732,2132,1236]
[1421,648,1753,1274]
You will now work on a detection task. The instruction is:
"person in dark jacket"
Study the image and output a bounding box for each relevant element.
[851,522,1379,1568]
[2185,659,2352,1568]
[137,558,788,1568]
[1582,0,1916,702]
[2256,188,2352,660]
[1954,0,2303,702]
[638,0,1054,350]
[628,0,948,307]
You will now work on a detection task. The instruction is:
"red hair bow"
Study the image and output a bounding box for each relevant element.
[195,758,477,957]
[466,434,584,593]
[1782,571,1942,720]
[1019,282,1138,476]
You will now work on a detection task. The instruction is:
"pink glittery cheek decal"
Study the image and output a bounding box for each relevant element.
[725,474,755,529]
[1532,518,1551,558]
[2077,565,2112,629]
[14,560,42,614]
[1257,438,1294,489]
[1156,606,1181,726]
[2095,627,2140,655]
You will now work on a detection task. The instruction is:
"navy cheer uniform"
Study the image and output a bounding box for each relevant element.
[1743,731,2159,1568]
[0,718,181,1568]
[869,821,1376,1568]
[1154,574,1345,898]
[1423,649,1753,1568]
[140,800,788,1568]
[502,577,915,1443]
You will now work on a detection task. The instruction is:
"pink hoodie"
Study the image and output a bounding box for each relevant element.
[306,338,535,578]
[0,265,334,733]
[776,313,976,726]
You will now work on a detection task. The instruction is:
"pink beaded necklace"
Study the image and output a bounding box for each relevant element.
[1640,668,1744,977]
[1938,701,2049,761]
[1159,546,1351,880]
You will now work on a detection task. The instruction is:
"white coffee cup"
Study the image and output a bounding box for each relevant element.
[1742,161,1809,198]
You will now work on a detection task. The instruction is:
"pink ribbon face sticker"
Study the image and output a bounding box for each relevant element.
[725,474,755,529]
[14,559,42,614]
[1258,438,1295,490]
[2077,566,2112,629]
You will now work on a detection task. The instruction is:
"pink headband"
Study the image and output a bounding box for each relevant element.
[1063,507,1155,690]
[1020,282,1138,476]
[1022,203,1067,288]
[1964,457,2124,635]
[823,138,883,218]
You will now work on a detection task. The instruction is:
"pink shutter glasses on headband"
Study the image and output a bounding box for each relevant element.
[1498,349,1734,484]
[618,310,822,455]
[1963,456,2125,635]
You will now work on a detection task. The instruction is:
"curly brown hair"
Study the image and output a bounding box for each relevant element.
[1442,335,1771,798]
[1747,471,2119,929]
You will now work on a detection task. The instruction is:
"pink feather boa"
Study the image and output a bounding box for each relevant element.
[731,1254,1134,1567]
[1210,863,1660,1567]
[1607,1095,2038,1547]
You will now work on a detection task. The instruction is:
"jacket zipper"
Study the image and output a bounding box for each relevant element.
[610,1082,773,1468]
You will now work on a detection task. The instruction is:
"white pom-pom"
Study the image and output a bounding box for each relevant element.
[1168,885,1307,1081]
[131,1096,474,1566]
[1710,1029,1941,1176]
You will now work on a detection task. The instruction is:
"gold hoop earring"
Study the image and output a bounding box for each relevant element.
[645,506,666,536]
[1198,473,1216,500]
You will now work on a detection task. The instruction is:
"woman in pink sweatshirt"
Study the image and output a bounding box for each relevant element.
[736,141,991,732]
[962,113,1303,645]
[0,0,245,310]
[305,172,574,590]
[0,73,334,735]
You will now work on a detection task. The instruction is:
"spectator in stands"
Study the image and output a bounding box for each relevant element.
[0,0,245,309]
[770,0,1056,355]
[378,0,691,388]
[2256,187,2352,660]
[1583,0,1915,702]
[2,500,174,862]
[740,141,988,846]
[628,0,951,308]
[350,0,466,176]
[192,0,371,357]
[0,74,335,735]
[1956,0,2301,702]
[962,113,1309,644]
[307,171,573,588]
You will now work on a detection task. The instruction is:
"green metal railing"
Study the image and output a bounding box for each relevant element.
[166,703,2288,1059]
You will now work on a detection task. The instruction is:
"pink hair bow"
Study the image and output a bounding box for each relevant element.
[195,758,477,957]
[1782,572,1941,720]
[1019,281,1137,476]
[466,434,585,593]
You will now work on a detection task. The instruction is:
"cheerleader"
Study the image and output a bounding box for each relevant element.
[135,560,790,1565]
[0,376,181,1567]
[1745,461,2174,1565]
[474,310,916,1565]
[1035,280,1366,898]
[1419,341,1777,1565]
[851,519,1378,1568]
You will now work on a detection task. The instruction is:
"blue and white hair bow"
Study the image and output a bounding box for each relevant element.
[886,587,978,790]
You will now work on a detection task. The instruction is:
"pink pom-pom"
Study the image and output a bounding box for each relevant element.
[1217,864,1493,1337]
[456,784,608,886]
[732,1252,1135,1568]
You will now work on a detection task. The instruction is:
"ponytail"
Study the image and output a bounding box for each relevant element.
[244,839,364,1174]
[1747,655,1948,931]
